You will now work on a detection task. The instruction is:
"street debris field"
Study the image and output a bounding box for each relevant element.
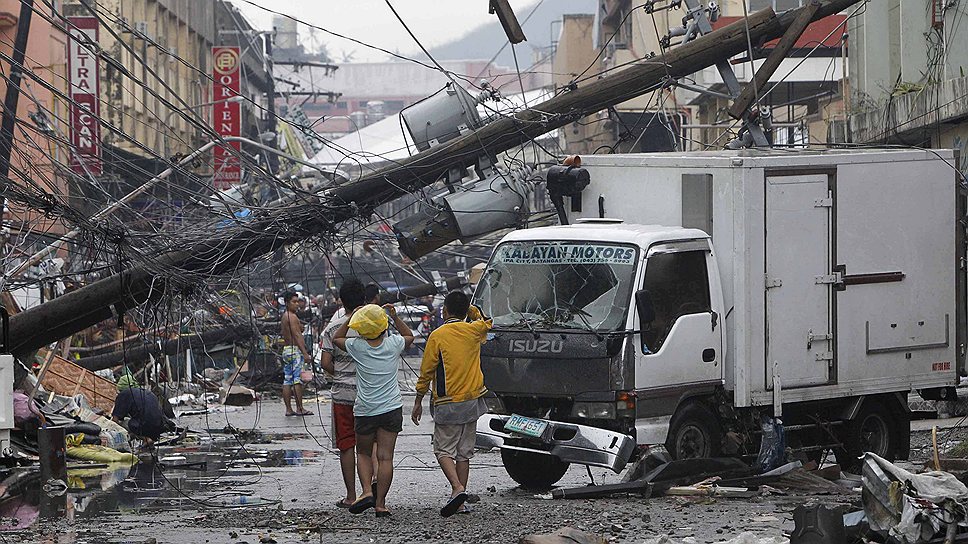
[3,0,968,543]
[5,387,967,544]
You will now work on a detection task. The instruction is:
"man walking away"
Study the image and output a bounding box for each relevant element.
[320,279,376,509]
[112,374,168,446]
[281,291,313,417]
[411,291,492,517]
[333,303,414,518]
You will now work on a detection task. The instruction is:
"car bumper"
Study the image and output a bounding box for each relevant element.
[476,414,635,473]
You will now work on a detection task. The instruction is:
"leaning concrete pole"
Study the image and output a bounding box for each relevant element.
[7,0,861,358]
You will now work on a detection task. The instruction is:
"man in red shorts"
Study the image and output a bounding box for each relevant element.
[321,279,379,508]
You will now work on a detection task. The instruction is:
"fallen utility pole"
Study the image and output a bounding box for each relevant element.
[73,276,467,370]
[6,0,861,359]
[727,0,821,120]
[73,325,254,373]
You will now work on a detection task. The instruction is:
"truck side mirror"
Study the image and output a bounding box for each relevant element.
[635,289,656,325]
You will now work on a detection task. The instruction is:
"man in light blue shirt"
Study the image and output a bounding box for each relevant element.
[333,303,414,518]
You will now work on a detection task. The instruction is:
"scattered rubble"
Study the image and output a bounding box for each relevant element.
[640,532,789,544]
[518,527,606,544]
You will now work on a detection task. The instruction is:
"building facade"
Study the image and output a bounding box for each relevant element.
[0,0,69,254]
[554,0,849,153]
[848,0,968,180]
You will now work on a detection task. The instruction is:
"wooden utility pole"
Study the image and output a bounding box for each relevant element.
[0,0,35,237]
[727,0,821,120]
[6,0,862,359]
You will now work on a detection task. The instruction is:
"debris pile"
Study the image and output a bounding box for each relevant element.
[862,453,968,543]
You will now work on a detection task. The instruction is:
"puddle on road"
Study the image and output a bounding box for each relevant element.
[0,431,322,535]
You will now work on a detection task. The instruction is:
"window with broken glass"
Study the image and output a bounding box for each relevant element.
[641,250,711,352]
[473,241,638,332]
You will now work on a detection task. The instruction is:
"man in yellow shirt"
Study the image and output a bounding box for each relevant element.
[411,291,492,517]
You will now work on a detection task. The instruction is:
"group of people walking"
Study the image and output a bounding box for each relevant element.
[304,279,492,518]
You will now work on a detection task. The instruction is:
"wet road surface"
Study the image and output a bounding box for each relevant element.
[11,391,941,543]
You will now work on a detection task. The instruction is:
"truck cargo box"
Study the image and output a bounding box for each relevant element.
[575,149,963,408]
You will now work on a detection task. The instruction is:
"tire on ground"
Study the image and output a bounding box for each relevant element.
[665,402,723,460]
[500,448,570,490]
[836,398,898,472]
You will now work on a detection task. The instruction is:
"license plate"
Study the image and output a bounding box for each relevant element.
[504,414,548,439]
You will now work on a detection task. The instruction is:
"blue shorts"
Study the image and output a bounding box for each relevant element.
[281,346,303,386]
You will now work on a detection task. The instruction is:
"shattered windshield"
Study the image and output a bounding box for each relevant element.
[473,241,638,332]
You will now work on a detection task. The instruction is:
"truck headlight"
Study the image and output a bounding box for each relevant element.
[572,402,616,419]
[483,394,505,414]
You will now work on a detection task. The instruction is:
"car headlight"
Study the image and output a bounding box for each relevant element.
[572,402,616,419]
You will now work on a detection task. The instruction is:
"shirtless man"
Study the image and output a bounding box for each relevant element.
[281,291,313,416]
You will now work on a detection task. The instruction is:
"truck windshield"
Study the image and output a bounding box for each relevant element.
[473,241,638,332]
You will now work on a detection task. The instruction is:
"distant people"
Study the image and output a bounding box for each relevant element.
[364,283,381,306]
[333,303,414,517]
[281,291,313,417]
[112,375,167,445]
[411,291,492,517]
[320,279,376,509]
[331,283,380,325]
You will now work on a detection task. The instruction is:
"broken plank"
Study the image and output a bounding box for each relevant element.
[663,486,758,498]
[551,479,652,500]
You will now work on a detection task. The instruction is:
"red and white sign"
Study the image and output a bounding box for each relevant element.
[212,46,241,188]
[67,17,101,175]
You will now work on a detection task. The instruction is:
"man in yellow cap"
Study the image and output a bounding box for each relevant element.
[333,303,414,518]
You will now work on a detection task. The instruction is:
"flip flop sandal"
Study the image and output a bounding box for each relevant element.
[296,410,314,416]
[335,500,352,509]
[375,510,392,518]
[285,413,297,417]
[440,492,467,517]
[349,495,375,515]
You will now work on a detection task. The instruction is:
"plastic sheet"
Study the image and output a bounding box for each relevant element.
[65,434,138,464]
[862,452,968,543]
[755,416,786,473]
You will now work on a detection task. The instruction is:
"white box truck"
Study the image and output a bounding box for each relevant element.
[474,149,965,489]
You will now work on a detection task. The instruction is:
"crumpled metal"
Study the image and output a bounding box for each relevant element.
[862,452,968,543]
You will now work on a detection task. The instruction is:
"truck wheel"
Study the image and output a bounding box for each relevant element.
[666,403,723,459]
[837,399,896,471]
[500,448,570,490]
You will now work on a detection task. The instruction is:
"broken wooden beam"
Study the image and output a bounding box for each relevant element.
[551,479,652,500]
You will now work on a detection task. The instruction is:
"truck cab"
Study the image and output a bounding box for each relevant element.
[474,222,725,488]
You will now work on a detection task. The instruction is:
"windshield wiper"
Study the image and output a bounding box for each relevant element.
[504,313,541,338]
[560,302,605,341]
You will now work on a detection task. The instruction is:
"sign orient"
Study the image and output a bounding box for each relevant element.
[212,46,241,189]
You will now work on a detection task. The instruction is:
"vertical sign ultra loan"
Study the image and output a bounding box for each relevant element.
[67,17,101,175]
[212,47,241,189]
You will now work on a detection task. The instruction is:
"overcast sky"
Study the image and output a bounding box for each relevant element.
[231,0,541,63]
